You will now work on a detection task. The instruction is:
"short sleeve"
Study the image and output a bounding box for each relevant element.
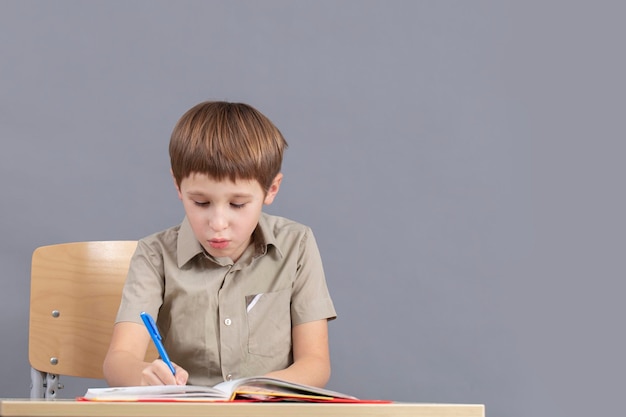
[290,228,336,325]
[115,239,166,324]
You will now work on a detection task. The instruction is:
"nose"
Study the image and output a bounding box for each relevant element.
[208,207,228,232]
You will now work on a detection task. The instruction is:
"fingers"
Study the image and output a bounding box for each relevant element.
[172,362,189,385]
[141,360,188,385]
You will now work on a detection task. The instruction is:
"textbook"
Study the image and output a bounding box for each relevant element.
[80,376,369,402]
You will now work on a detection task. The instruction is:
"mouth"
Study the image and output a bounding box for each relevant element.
[208,239,229,249]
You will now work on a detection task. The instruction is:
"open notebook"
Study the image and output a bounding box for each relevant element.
[80,376,386,402]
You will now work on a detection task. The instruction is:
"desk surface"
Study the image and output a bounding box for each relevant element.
[0,399,484,417]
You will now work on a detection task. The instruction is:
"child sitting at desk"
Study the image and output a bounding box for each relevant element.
[103,101,336,388]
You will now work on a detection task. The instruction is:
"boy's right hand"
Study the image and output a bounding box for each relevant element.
[141,360,189,385]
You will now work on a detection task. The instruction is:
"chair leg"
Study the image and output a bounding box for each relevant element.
[29,368,45,398]
[30,368,62,399]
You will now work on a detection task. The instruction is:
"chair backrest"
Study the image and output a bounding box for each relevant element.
[29,241,157,388]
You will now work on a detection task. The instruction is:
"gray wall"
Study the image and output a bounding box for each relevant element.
[1,1,624,416]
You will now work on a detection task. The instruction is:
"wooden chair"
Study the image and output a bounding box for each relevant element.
[29,241,157,398]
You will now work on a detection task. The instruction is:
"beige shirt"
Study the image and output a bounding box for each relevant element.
[116,212,336,386]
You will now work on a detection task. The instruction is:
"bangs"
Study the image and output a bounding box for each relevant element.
[169,102,287,191]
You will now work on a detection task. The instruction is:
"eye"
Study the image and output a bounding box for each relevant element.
[193,201,210,207]
[230,203,246,209]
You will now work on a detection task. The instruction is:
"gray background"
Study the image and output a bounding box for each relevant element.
[1,1,624,416]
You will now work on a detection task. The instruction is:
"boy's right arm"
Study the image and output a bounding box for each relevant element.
[103,322,188,386]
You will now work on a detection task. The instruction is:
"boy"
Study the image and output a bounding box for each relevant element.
[103,101,336,388]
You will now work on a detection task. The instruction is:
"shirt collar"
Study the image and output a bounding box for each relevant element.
[254,212,284,259]
[176,212,284,268]
[177,217,205,268]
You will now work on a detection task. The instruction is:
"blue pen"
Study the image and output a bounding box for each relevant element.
[140,312,176,375]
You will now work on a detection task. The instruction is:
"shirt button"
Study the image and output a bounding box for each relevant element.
[226,374,233,381]
[224,318,232,326]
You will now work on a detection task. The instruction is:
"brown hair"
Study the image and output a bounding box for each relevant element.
[169,101,288,192]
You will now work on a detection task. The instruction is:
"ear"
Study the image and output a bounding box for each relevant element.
[171,169,183,200]
[263,173,283,205]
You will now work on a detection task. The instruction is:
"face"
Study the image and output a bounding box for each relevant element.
[175,172,282,262]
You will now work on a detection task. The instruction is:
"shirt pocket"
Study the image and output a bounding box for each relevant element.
[246,288,292,357]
